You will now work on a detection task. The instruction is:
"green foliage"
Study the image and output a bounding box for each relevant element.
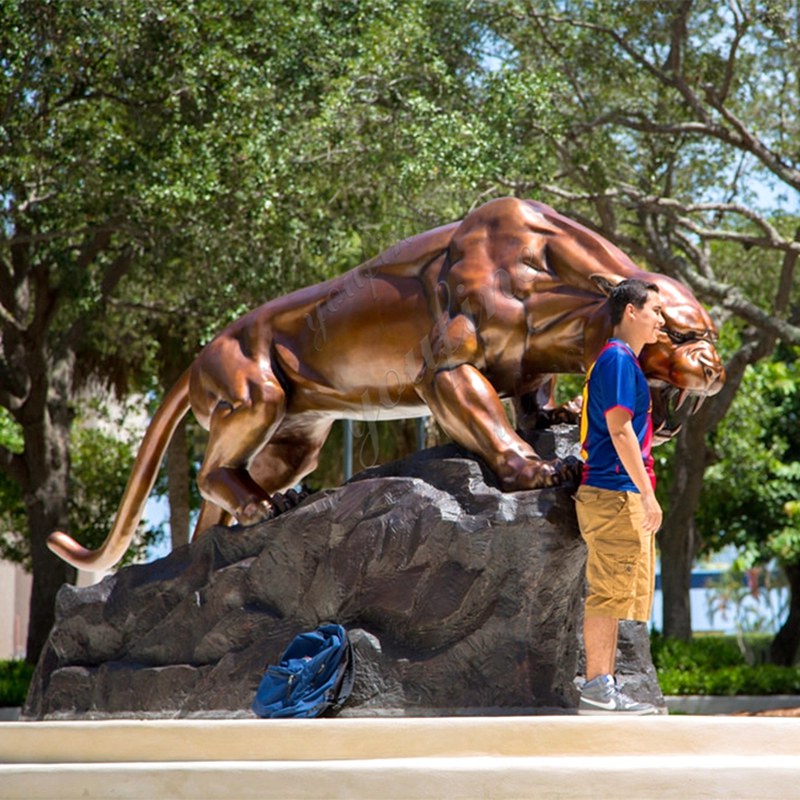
[0,411,28,564]
[67,406,164,564]
[697,346,800,566]
[1,0,561,399]
[0,401,162,568]
[554,374,584,405]
[652,632,763,671]
[0,660,34,707]
[2,0,521,375]
[0,410,23,455]
[658,663,800,696]
[773,502,800,566]
[651,633,800,695]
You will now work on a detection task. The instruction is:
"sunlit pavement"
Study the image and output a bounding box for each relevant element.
[0,715,798,799]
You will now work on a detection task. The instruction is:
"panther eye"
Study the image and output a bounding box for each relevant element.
[664,329,694,345]
[663,328,718,345]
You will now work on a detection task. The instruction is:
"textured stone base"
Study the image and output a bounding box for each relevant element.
[25,428,663,719]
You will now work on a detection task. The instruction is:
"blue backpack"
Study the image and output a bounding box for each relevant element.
[252,623,355,718]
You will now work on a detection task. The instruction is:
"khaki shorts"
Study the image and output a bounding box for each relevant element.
[574,485,656,622]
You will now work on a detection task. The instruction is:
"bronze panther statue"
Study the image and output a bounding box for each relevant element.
[49,197,725,571]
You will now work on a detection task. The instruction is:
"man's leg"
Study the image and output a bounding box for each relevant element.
[576,488,658,715]
[583,614,618,682]
[580,614,656,714]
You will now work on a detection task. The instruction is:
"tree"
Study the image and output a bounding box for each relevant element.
[481,0,800,639]
[696,344,800,663]
[774,499,800,663]
[0,0,335,659]
[2,0,547,661]
[0,0,236,660]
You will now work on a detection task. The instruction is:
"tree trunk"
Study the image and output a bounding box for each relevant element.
[769,562,800,666]
[166,417,191,549]
[659,407,710,640]
[26,496,74,664]
[22,358,76,663]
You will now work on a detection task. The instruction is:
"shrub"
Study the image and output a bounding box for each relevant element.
[0,660,34,707]
[651,633,800,695]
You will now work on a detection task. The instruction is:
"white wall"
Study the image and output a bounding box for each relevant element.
[0,560,107,661]
[0,561,31,661]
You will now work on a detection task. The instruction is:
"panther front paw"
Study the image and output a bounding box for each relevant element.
[501,455,583,490]
[236,499,275,525]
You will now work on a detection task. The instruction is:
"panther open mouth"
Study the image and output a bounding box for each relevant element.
[650,383,708,444]
[642,329,726,445]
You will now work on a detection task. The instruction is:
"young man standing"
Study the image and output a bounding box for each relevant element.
[575,279,665,715]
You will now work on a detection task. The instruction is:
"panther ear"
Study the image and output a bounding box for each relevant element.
[589,274,623,296]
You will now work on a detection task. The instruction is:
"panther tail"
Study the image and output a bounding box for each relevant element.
[47,369,192,571]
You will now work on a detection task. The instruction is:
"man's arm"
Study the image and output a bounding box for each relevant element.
[605,407,663,533]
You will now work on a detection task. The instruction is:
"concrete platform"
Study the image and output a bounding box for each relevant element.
[0,716,798,799]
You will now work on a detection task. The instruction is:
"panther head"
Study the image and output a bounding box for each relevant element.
[637,276,725,442]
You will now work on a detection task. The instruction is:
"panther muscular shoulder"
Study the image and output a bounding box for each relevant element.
[49,197,725,571]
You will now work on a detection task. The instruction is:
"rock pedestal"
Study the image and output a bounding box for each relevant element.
[24,427,664,719]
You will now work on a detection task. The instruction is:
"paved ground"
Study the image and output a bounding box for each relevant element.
[1,715,798,799]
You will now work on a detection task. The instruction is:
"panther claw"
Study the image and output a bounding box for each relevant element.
[268,487,312,517]
[237,499,274,525]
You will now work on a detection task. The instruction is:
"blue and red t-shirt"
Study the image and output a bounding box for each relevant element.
[579,339,655,492]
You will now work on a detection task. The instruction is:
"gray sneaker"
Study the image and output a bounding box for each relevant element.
[579,674,658,715]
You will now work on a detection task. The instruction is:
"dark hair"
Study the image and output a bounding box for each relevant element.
[608,279,659,326]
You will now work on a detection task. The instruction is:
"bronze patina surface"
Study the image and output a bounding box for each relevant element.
[48,197,724,571]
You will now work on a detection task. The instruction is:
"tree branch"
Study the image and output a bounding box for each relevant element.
[100,244,135,300]
[707,326,775,430]
[525,11,591,112]
[617,188,798,253]
[670,229,712,279]
[75,227,113,272]
[537,9,800,190]
[703,92,800,190]
[718,0,749,104]
[540,183,800,345]
[0,301,24,332]
[671,258,800,345]
[773,227,800,318]
[63,241,137,354]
